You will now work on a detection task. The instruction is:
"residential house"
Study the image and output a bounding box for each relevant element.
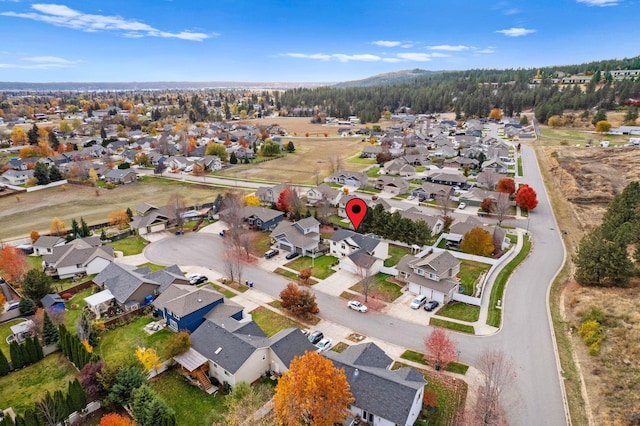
[234,147,256,160]
[398,207,445,235]
[458,188,503,207]
[443,157,479,170]
[361,145,382,159]
[442,215,509,250]
[153,284,243,332]
[481,158,509,174]
[326,343,425,426]
[232,206,285,231]
[255,183,287,205]
[104,168,138,185]
[189,317,317,387]
[270,217,321,256]
[42,237,114,279]
[306,183,341,206]
[426,170,468,188]
[329,229,388,275]
[198,155,223,171]
[94,263,164,311]
[130,203,177,235]
[1,169,34,185]
[375,176,409,195]
[33,236,66,256]
[430,146,456,159]
[383,159,415,177]
[411,182,454,202]
[327,171,369,188]
[396,249,460,303]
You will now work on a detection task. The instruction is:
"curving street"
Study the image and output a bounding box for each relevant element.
[144,143,568,426]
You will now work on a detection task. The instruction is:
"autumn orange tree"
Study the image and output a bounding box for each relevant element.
[109,210,131,230]
[496,178,516,196]
[460,227,494,257]
[424,328,458,370]
[0,246,29,283]
[280,283,318,318]
[30,230,40,243]
[274,351,354,426]
[98,413,136,426]
[515,184,538,211]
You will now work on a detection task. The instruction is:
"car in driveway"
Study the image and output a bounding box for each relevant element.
[407,195,416,201]
[424,300,440,312]
[347,300,368,312]
[458,202,467,210]
[315,337,333,353]
[264,249,279,259]
[285,251,299,260]
[188,273,208,285]
[410,294,428,309]
[308,330,324,344]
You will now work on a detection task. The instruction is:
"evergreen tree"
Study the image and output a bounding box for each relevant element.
[48,165,64,182]
[25,336,38,365]
[34,337,44,361]
[0,348,11,375]
[22,270,53,301]
[67,378,87,413]
[18,297,36,316]
[229,152,238,164]
[100,229,108,241]
[80,217,90,238]
[591,108,607,126]
[33,162,50,185]
[54,389,69,420]
[1,413,16,426]
[28,123,39,146]
[9,341,24,369]
[100,127,107,139]
[48,131,60,151]
[71,219,80,239]
[126,207,134,220]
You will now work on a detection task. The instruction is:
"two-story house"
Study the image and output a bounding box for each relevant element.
[33,236,66,256]
[269,217,321,257]
[130,202,178,235]
[329,229,388,275]
[306,183,341,206]
[327,171,368,188]
[396,249,460,304]
[255,183,287,205]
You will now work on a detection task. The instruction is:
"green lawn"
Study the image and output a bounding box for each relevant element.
[274,267,301,282]
[517,157,523,176]
[347,156,376,165]
[136,262,167,272]
[64,287,94,330]
[458,259,491,296]
[487,236,531,327]
[384,244,412,267]
[108,235,148,256]
[25,255,43,270]
[436,302,480,322]
[251,232,272,255]
[250,306,304,337]
[429,318,475,334]
[210,283,237,299]
[151,370,226,426]
[51,274,97,293]
[446,362,469,375]
[98,316,172,363]
[0,318,27,358]
[400,350,427,365]
[0,354,79,414]
[284,255,338,280]
[366,166,380,178]
[350,273,402,302]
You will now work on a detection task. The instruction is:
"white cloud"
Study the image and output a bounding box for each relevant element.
[496,27,536,37]
[430,52,451,58]
[22,55,76,64]
[382,58,403,63]
[283,53,381,62]
[1,3,213,41]
[475,48,496,54]
[503,8,520,15]
[372,40,402,47]
[428,45,470,51]
[576,0,619,5]
[396,52,432,62]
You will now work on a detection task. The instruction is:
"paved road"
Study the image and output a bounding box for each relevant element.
[144,143,568,425]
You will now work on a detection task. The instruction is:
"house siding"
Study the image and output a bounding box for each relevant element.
[165,298,225,333]
[86,257,112,276]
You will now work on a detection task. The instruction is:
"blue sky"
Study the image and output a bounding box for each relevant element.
[0,0,638,83]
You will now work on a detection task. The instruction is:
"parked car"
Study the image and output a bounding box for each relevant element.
[285,251,299,260]
[410,294,428,309]
[264,249,280,259]
[308,330,324,344]
[458,202,467,210]
[407,195,416,201]
[192,275,208,285]
[347,300,368,313]
[315,337,333,353]
[188,273,206,285]
[424,300,440,312]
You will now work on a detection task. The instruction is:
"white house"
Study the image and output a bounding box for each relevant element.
[329,229,388,275]
[396,249,460,304]
[42,237,114,279]
[33,236,66,256]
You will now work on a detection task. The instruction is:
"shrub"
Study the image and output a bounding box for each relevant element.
[578,320,604,355]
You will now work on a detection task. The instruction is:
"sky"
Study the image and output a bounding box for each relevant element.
[0,0,638,83]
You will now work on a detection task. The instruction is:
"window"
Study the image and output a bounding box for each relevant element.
[416,268,424,276]
[341,244,346,249]
[428,273,437,280]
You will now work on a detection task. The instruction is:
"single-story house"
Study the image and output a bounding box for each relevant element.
[270,217,321,257]
[375,176,409,195]
[42,237,114,279]
[396,249,460,304]
[457,188,503,207]
[481,158,509,174]
[326,343,425,426]
[234,206,284,231]
[426,171,468,188]
[130,202,178,235]
[411,182,454,202]
[383,159,415,177]
[442,216,510,251]
[327,171,369,188]
[1,169,34,185]
[329,229,388,275]
[398,207,445,235]
[104,168,138,185]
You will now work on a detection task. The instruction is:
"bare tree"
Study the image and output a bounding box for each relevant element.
[477,169,500,190]
[467,349,517,426]
[327,155,344,174]
[435,191,453,218]
[316,199,333,225]
[168,193,187,231]
[356,263,375,303]
[492,192,512,226]
[222,247,244,285]
[157,132,170,155]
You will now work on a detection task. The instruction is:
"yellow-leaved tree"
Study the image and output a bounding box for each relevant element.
[50,217,66,236]
[244,194,260,206]
[274,351,354,426]
[109,210,131,230]
[460,227,494,257]
[135,347,162,374]
[88,168,99,185]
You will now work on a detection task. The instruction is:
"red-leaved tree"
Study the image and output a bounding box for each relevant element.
[515,184,538,211]
[496,177,516,195]
[0,246,29,283]
[424,328,458,370]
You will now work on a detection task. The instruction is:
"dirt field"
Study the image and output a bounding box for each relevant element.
[0,179,222,241]
[538,131,640,425]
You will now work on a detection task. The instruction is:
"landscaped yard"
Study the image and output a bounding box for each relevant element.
[458,259,491,296]
[384,244,412,267]
[64,287,94,329]
[0,318,27,357]
[249,231,272,256]
[284,255,338,280]
[429,318,475,334]
[366,166,380,178]
[437,302,480,322]
[98,316,172,363]
[108,235,148,256]
[0,353,79,414]
[349,273,402,302]
[151,369,226,426]
[250,306,304,337]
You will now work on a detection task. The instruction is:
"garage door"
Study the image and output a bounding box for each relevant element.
[409,283,432,298]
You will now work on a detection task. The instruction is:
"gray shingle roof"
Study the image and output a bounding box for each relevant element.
[161,286,223,317]
[269,328,317,366]
[330,230,381,254]
[93,263,160,304]
[33,236,65,249]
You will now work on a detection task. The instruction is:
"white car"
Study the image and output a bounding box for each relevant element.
[315,337,333,353]
[348,300,368,313]
[458,202,467,210]
[410,294,427,309]
[407,195,416,201]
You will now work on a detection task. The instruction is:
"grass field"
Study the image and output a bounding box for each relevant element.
[64,287,94,329]
[98,316,172,363]
[284,255,338,279]
[250,306,304,337]
[384,244,412,267]
[539,127,629,147]
[436,302,480,322]
[0,180,223,241]
[350,273,402,302]
[109,235,148,255]
[0,353,79,414]
[458,259,491,296]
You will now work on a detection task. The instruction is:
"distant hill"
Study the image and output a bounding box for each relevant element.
[332,69,442,88]
[0,80,331,91]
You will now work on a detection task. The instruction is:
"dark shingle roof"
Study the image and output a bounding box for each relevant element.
[329,229,381,254]
[269,328,317,366]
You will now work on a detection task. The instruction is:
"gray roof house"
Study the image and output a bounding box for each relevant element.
[306,183,341,206]
[255,183,287,204]
[325,343,426,426]
[1,169,34,185]
[270,217,321,256]
[42,238,114,279]
[104,168,138,185]
[396,249,460,304]
[190,317,317,387]
[327,171,368,188]
[375,176,409,195]
[412,182,454,202]
[130,203,177,235]
[329,229,388,275]
[236,206,285,231]
[33,235,66,256]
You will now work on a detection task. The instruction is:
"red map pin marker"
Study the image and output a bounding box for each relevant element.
[345,198,367,231]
